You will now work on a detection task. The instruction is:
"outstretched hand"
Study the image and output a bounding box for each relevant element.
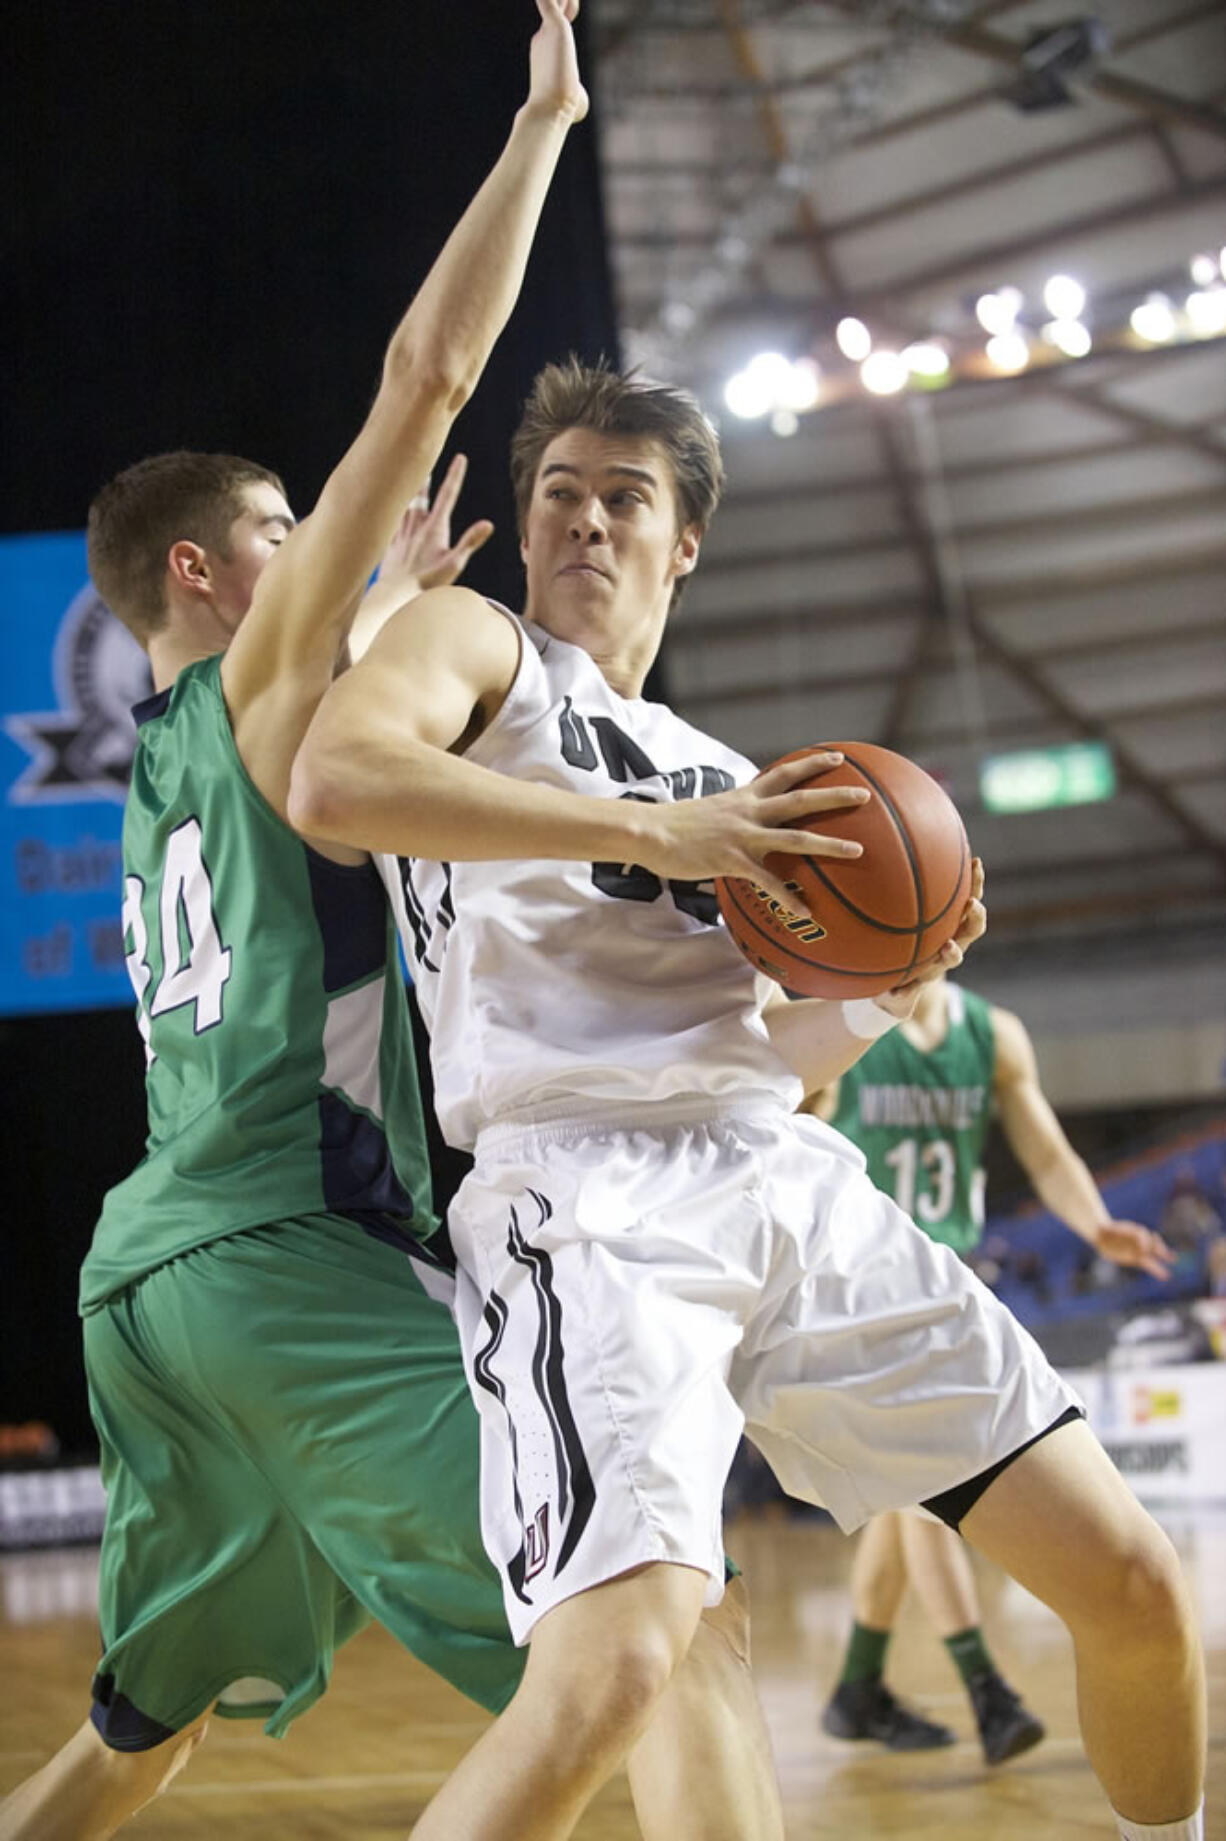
[346,454,493,663]
[377,452,494,596]
[1094,1220,1178,1281]
[526,0,589,126]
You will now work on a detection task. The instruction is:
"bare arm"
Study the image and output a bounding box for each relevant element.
[992,1005,1175,1280]
[291,588,660,864]
[289,587,880,891]
[763,993,885,1101]
[799,1073,840,1122]
[764,937,975,1099]
[220,0,586,819]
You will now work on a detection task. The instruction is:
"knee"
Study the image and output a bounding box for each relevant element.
[1120,1531,1193,1646]
[701,1574,752,1668]
[528,1627,681,1761]
[582,1629,680,1740]
[1077,1524,1192,1651]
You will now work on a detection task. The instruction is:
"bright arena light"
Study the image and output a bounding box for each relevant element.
[860,350,908,395]
[985,330,1030,373]
[1190,252,1219,287]
[724,352,821,420]
[771,408,799,438]
[777,356,821,411]
[902,341,951,378]
[975,287,1022,335]
[1130,293,1176,343]
[1042,318,1091,358]
[745,350,794,395]
[723,369,772,419]
[1042,274,1086,320]
[836,316,872,361]
[1186,288,1226,336]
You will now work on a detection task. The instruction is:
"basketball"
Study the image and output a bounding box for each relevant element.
[716,742,972,998]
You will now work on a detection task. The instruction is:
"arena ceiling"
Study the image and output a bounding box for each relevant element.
[590,0,1226,958]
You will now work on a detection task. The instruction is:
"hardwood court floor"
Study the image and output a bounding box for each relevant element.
[2,1504,1223,1838]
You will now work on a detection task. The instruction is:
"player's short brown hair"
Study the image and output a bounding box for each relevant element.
[510,359,725,603]
[87,451,285,644]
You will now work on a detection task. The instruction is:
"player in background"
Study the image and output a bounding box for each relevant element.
[289,356,1204,1841]
[806,972,1175,1764]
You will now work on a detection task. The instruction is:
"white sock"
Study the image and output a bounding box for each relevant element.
[1114,1803,1203,1841]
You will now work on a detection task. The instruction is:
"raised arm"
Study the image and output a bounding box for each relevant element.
[992,1004,1175,1279]
[222,0,587,817]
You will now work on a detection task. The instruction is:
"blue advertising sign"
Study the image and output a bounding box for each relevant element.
[1,532,151,1015]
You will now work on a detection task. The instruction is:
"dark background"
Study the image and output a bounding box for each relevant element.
[5,2,618,575]
[2,1,619,1451]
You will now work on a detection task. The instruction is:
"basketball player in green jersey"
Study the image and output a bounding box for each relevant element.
[2,16,799,1838]
[807,972,1174,1765]
[1,7,617,1835]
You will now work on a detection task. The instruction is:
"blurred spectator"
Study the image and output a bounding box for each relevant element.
[1206,1230,1226,1300]
[1160,1167,1221,1253]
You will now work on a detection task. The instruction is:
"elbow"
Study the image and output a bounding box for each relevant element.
[382,337,476,421]
[287,741,357,845]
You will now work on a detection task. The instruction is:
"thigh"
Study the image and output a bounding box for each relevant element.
[85,1292,359,1744]
[449,1130,754,1644]
[959,1416,1179,1629]
[124,1216,524,1716]
[733,1115,1081,1530]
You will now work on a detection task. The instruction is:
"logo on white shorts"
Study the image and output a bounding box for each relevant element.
[524,1502,551,1581]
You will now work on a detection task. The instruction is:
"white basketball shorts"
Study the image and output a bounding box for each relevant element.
[448,1099,1082,1644]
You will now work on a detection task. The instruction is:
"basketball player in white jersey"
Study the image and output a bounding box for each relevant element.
[290,360,1206,1841]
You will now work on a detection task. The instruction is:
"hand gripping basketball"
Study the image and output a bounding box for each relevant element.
[716,743,975,998]
[636,749,871,911]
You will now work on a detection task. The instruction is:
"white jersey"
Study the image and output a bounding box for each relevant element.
[379,612,803,1150]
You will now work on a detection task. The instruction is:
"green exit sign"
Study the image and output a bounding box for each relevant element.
[980,742,1116,814]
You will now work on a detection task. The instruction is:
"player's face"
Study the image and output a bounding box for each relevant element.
[520,429,699,659]
[209,482,296,629]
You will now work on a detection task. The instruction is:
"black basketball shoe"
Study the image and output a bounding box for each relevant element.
[822,1679,956,1751]
[968,1669,1046,1765]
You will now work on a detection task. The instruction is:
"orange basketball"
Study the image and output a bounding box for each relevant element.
[716,742,972,998]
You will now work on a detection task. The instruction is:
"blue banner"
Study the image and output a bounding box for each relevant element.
[1,532,151,1016]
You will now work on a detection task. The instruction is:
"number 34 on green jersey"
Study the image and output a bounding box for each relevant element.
[122,817,233,1063]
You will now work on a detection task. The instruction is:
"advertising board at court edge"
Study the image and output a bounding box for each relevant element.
[1,531,150,1016]
[1066,1363,1226,1503]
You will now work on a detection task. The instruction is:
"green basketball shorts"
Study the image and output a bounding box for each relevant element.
[83,1212,522,1747]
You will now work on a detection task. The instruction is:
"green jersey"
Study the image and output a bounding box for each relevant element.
[828,984,995,1255]
[80,655,434,1313]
